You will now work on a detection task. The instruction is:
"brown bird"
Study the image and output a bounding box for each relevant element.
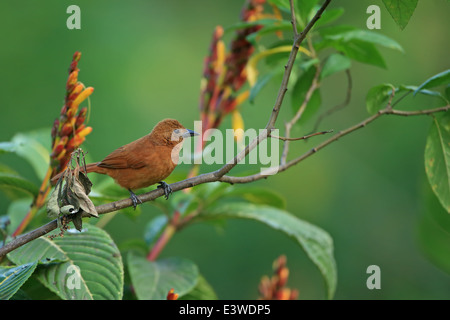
[53,119,198,208]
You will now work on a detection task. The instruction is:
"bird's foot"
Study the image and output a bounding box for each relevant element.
[128,189,142,210]
[157,181,172,200]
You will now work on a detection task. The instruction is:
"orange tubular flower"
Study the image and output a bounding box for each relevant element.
[258,255,299,300]
[51,51,93,177]
[13,51,94,236]
[199,0,266,137]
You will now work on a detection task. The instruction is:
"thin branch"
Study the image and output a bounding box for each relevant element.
[312,69,352,133]
[270,130,333,141]
[281,63,321,164]
[266,0,332,130]
[1,104,447,258]
[219,104,450,184]
[289,0,299,36]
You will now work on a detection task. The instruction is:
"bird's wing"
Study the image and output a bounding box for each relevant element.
[97,144,147,169]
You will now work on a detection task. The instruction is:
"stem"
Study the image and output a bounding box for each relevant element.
[147,211,180,261]
[271,130,333,141]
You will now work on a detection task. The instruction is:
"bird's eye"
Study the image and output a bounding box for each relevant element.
[174,129,181,134]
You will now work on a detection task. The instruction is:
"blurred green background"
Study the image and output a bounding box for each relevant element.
[1,0,449,299]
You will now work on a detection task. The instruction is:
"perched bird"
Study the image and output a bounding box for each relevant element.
[52,119,198,209]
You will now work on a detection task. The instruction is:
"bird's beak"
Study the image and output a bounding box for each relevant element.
[183,129,199,138]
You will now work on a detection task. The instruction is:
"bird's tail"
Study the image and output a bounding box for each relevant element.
[50,162,104,185]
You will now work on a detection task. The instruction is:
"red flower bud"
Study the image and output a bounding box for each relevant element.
[59,122,74,137]
[51,144,65,158]
[166,288,178,300]
[66,137,83,153]
[75,107,88,127]
[55,149,67,161]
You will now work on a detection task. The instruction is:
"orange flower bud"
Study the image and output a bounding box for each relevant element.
[232,110,244,142]
[215,40,226,73]
[214,25,224,39]
[234,90,249,107]
[76,126,92,138]
[273,255,286,270]
[277,267,289,287]
[66,70,79,91]
[275,288,291,300]
[66,107,77,119]
[66,135,85,152]
[71,87,94,110]
[67,84,84,101]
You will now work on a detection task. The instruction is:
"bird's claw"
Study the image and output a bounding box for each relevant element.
[128,190,142,210]
[158,181,172,200]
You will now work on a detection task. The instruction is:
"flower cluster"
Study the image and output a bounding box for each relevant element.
[50,51,93,177]
[199,0,266,143]
[166,288,179,300]
[258,255,299,300]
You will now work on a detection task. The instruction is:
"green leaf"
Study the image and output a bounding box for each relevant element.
[127,253,199,300]
[223,187,286,209]
[200,203,337,299]
[193,182,232,204]
[366,83,395,115]
[0,172,39,197]
[249,73,274,104]
[298,0,320,22]
[318,24,357,38]
[326,29,404,52]
[8,224,124,300]
[90,180,142,219]
[418,183,450,274]
[267,0,290,12]
[224,18,284,33]
[313,8,345,29]
[6,199,33,234]
[382,0,418,30]
[414,70,450,95]
[321,53,351,79]
[291,66,322,126]
[10,129,51,181]
[144,215,168,246]
[246,20,293,45]
[399,85,449,104]
[0,262,38,300]
[424,112,450,213]
[335,40,386,68]
[179,274,218,300]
